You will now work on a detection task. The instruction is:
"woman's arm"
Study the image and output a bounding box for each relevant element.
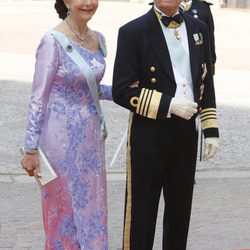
[24,33,59,152]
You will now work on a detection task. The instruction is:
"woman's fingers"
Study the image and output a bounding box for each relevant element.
[21,153,40,177]
[34,168,42,178]
[28,170,34,176]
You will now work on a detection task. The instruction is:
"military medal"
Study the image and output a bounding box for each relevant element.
[173,29,181,41]
[193,32,203,45]
[193,33,199,44]
[192,9,198,18]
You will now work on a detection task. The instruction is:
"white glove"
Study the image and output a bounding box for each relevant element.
[203,137,219,160]
[170,97,198,120]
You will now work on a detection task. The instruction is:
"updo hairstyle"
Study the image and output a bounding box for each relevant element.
[54,0,68,20]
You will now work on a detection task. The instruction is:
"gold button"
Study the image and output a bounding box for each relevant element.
[199,96,203,101]
[199,107,202,112]
[150,78,157,83]
[149,66,156,72]
[200,84,204,91]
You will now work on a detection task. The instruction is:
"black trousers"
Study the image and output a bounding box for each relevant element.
[123,115,198,250]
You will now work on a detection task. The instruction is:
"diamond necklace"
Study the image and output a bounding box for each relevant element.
[66,17,89,46]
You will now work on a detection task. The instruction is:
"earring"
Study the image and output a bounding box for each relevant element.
[67,7,71,16]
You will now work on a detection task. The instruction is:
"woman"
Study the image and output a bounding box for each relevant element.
[21,0,112,249]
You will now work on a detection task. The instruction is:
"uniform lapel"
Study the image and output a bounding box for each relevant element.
[145,8,175,82]
[183,14,200,85]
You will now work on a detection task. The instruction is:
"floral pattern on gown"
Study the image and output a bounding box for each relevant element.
[24,31,112,250]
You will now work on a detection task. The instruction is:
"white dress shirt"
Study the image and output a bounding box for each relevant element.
[154,6,194,110]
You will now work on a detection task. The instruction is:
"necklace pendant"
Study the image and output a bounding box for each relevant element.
[66,17,89,46]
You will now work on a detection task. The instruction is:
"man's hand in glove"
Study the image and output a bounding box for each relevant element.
[170,98,198,120]
[203,137,219,160]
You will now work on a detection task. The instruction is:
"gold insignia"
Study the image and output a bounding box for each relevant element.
[200,108,218,129]
[143,91,152,117]
[201,63,207,81]
[130,96,139,107]
[138,89,149,115]
[136,89,148,115]
[147,90,162,119]
[134,88,162,120]
[201,119,218,130]
[123,112,133,250]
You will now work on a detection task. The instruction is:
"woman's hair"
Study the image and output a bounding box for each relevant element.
[54,0,68,20]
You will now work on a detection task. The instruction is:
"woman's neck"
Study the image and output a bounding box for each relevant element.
[67,15,88,34]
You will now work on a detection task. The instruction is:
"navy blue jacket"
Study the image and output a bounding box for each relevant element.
[112,8,219,138]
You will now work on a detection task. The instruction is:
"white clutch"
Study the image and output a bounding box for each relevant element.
[20,147,58,188]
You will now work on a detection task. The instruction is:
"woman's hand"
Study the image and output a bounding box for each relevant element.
[21,152,41,177]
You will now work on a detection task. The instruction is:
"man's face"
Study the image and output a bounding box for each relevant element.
[154,0,182,16]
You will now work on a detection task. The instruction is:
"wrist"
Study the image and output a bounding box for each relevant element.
[25,149,38,154]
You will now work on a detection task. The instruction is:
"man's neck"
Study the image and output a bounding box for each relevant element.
[154,5,179,17]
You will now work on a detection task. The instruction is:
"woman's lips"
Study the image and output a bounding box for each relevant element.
[80,9,93,13]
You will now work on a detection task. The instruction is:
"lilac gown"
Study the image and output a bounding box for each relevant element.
[24,31,112,250]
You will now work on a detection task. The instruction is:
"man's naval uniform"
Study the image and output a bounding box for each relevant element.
[112,6,219,250]
[185,0,216,73]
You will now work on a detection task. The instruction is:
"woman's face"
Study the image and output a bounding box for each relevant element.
[64,0,98,21]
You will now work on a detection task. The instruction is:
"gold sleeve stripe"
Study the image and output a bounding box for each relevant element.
[147,90,162,119]
[139,89,150,116]
[201,119,218,130]
[200,108,218,129]
[143,90,153,117]
[136,88,146,114]
[200,112,216,118]
[123,112,133,249]
[200,109,217,119]
[201,108,216,112]
[200,108,216,115]
[201,111,216,116]
[200,115,217,121]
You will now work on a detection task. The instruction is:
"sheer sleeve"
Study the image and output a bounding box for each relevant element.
[97,32,112,101]
[99,85,113,100]
[24,33,59,151]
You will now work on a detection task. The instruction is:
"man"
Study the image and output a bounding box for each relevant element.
[182,0,216,74]
[112,0,219,248]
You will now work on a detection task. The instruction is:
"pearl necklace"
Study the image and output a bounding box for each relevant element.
[66,17,89,46]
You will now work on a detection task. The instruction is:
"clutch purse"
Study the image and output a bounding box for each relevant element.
[20,147,58,188]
